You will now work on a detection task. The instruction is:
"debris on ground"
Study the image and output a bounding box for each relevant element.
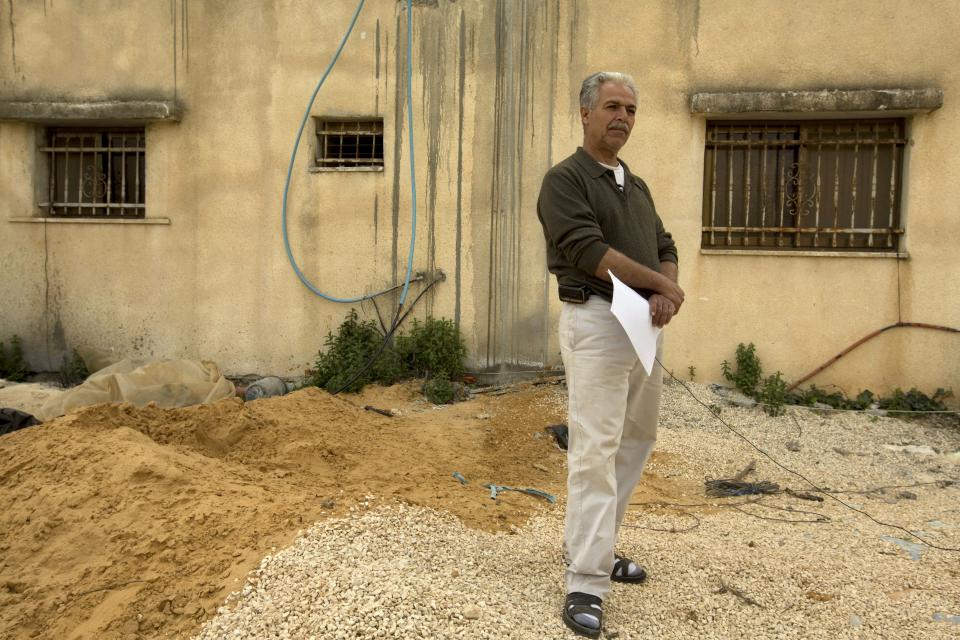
[1,378,958,639]
[546,423,569,450]
[705,460,781,497]
[716,579,763,607]
[0,407,39,436]
[243,376,294,401]
[784,488,825,502]
[363,404,394,417]
[483,483,557,503]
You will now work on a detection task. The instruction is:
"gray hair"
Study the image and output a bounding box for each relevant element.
[579,71,638,110]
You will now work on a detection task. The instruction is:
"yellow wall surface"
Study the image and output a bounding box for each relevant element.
[0,0,957,400]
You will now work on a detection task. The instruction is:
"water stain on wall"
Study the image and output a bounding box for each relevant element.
[169,1,190,99]
[6,0,18,74]
[418,5,447,317]
[482,0,565,368]
[389,10,405,293]
[454,9,467,327]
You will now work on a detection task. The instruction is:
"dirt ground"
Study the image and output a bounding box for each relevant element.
[0,380,697,640]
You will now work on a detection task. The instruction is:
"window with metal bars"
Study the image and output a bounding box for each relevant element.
[702,119,906,252]
[42,128,146,218]
[315,118,384,169]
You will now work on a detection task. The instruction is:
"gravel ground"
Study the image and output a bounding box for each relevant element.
[194,381,960,639]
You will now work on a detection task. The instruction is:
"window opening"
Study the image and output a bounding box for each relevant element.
[315,118,384,169]
[42,128,146,218]
[701,119,905,252]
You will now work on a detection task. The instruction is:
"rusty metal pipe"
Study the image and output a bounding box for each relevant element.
[786,322,960,392]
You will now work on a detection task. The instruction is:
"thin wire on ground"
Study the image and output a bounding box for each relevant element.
[656,357,960,552]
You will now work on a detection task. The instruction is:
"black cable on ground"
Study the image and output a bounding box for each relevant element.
[729,499,830,524]
[621,511,702,533]
[656,357,960,551]
[623,495,830,533]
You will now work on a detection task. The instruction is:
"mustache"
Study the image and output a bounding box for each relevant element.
[608,122,630,132]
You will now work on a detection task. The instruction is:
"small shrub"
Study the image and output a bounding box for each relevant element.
[423,371,455,404]
[310,309,404,393]
[59,349,90,387]
[687,365,696,381]
[759,371,787,417]
[0,335,28,382]
[721,343,762,398]
[396,317,466,379]
[310,310,468,401]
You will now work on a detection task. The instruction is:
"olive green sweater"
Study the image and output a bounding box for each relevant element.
[536,147,678,301]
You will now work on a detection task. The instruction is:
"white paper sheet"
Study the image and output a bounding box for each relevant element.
[608,270,661,376]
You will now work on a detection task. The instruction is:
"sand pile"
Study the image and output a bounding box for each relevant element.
[0,381,610,639]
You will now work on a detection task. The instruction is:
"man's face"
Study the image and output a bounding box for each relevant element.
[580,81,637,156]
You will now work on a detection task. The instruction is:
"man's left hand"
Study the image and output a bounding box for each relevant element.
[648,293,676,328]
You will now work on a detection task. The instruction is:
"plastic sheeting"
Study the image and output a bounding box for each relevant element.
[36,359,236,422]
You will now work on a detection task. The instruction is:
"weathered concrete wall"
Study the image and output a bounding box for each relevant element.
[668,0,960,398]
[0,0,957,400]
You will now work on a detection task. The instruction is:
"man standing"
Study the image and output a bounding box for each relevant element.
[537,71,684,638]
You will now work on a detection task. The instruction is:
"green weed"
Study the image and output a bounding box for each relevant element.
[759,371,788,417]
[720,343,952,420]
[721,343,762,398]
[879,387,952,416]
[59,349,90,387]
[0,335,28,382]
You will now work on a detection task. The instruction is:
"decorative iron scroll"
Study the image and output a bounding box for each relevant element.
[784,162,818,221]
[81,163,108,201]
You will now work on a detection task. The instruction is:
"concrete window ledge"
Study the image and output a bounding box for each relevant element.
[0,100,182,123]
[9,217,171,225]
[690,88,942,117]
[308,166,385,173]
[700,249,909,259]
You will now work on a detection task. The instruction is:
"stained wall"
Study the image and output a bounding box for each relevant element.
[0,0,956,398]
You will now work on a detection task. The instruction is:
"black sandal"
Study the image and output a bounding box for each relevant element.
[563,591,603,638]
[611,554,647,583]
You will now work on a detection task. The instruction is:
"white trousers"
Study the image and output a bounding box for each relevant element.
[559,296,663,599]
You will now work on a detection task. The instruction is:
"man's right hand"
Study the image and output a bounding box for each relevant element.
[655,276,684,310]
[596,248,685,309]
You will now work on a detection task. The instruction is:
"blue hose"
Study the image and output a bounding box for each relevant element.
[281,0,417,305]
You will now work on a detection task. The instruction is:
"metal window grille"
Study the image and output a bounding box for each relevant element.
[42,128,146,218]
[315,118,384,168]
[702,119,906,251]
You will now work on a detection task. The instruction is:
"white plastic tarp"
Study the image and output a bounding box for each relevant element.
[36,359,235,422]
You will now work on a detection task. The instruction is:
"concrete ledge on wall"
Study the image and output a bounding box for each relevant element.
[0,99,182,123]
[689,88,942,117]
[8,217,171,225]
